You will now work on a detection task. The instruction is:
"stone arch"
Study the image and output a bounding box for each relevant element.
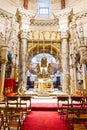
[28,44,60,60]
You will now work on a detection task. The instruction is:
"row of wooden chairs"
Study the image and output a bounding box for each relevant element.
[57,95,87,130]
[57,95,87,110]
[6,95,31,114]
[0,95,32,129]
[67,107,87,130]
[0,106,23,130]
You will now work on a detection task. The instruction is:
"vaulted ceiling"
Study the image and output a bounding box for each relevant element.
[0,0,87,14]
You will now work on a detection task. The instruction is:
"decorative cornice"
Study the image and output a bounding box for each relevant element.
[0,8,14,19]
[30,18,58,26]
[54,8,73,18]
[74,9,87,21]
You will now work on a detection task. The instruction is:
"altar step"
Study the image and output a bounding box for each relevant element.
[32,95,56,99]
[31,103,57,111]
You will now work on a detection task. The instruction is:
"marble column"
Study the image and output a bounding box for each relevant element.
[70,53,77,94]
[19,31,28,88]
[0,45,8,100]
[70,64,75,94]
[80,46,87,91]
[82,64,86,90]
[73,65,77,92]
[61,31,70,94]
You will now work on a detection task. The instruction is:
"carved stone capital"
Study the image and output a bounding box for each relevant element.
[20,30,28,39]
[54,8,73,31]
[16,8,35,26]
[61,31,69,39]
[54,8,73,19]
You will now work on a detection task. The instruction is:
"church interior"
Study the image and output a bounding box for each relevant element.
[0,0,87,130]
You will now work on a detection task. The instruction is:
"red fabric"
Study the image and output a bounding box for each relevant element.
[6,92,17,96]
[21,111,68,130]
[4,78,16,95]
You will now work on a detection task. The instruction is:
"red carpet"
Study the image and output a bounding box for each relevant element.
[21,111,68,130]
[31,103,57,111]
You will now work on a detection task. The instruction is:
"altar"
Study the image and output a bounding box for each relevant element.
[34,78,54,94]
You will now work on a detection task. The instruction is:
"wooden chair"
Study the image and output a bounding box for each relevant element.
[60,103,72,120]
[57,95,69,110]
[20,95,31,112]
[72,108,87,130]
[0,107,5,130]
[66,107,79,129]
[7,96,19,107]
[70,95,84,108]
[57,95,69,120]
[72,124,87,130]
[4,107,23,130]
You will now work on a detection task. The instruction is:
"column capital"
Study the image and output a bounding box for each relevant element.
[61,31,69,39]
[54,8,73,31]
[54,8,73,19]
[20,30,28,39]
[16,7,34,23]
[16,7,35,31]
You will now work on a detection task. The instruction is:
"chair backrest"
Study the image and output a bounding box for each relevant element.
[20,95,31,109]
[70,96,84,108]
[7,96,19,107]
[57,95,69,108]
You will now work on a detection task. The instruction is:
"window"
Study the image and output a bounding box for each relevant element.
[39,7,49,15]
[38,0,50,16]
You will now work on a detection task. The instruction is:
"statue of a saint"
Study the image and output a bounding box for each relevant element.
[41,57,47,67]
[36,63,40,74]
[47,63,51,74]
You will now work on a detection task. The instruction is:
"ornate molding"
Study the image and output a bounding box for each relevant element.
[74,9,87,21]
[30,18,58,26]
[0,8,13,19]
[54,8,73,18]
[54,8,73,32]
[16,7,35,24]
